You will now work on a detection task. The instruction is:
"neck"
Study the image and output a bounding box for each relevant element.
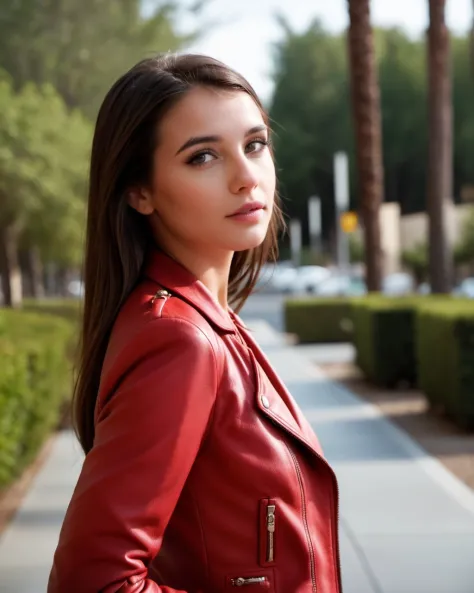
[159,243,233,310]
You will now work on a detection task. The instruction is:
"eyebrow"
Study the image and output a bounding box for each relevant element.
[175,124,268,155]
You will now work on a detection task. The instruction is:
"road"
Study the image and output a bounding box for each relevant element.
[240,292,286,332]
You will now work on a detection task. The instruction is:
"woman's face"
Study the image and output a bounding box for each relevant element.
[134,86,276,259]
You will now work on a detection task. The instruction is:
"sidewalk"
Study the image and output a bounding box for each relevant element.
[1,319,474,592]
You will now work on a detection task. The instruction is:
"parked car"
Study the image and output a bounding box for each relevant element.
[382,273,414,296]
[292,265,331,294]
[417,282,431,295]
[254,262,296,293]
[67,280,84,298]
[453,277,474,298]
[314,274,366,297]
[270,264,299,293]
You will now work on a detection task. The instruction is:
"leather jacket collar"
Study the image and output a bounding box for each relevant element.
[143,249,237,334]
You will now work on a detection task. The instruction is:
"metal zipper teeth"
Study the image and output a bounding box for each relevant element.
[232,577,266,587]
[285,443,317,593]
[266,411,342,592]
[266,502,276,562]
[288,443,342,592]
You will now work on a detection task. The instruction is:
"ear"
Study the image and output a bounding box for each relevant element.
[127,188,154,216]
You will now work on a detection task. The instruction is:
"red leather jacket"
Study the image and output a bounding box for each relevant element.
[48,250,342,593]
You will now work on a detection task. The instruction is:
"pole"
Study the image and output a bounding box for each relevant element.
[289,219,302,268]
[334,152,350,272]
[308,196,322,255]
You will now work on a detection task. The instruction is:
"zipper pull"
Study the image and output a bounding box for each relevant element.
[150,289,170,305]
[266,503,276,562]
[231,577,267,587]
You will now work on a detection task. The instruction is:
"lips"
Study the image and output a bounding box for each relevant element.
[228,202,265,217]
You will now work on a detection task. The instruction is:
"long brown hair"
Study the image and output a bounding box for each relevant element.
[74,53,285,454]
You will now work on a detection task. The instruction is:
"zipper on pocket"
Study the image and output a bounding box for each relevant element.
[231,577,267,587]
[266,504,276,562]
[259,498,276,566]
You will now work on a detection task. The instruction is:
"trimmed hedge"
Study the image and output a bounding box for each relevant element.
[417,301,474,430]
[286,292,474,430]
[23,298,82,326]
[352,297,419,387]
[0,303,79,488]
[284,298,354,343]
[351,295,456,388]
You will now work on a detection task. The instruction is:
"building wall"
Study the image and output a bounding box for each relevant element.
[399,202,471,251]
[355,202,473,276]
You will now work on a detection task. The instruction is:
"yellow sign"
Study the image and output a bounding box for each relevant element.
[340,211,358,233]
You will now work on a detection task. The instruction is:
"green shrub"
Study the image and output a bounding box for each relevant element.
[23,298,82,325]
[352,295,454,387]
[417,301,474,430]
[284,298,354,343]
[0,304,78,488]
[352,297,419,387]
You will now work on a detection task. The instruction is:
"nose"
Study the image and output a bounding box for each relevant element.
[228,156,259,195]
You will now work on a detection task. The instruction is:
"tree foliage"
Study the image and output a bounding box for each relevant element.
[0,72,92,303]
[0,0,197,118]
[270,21,474,247]
[0,1,193,305]
[270,19,353,247]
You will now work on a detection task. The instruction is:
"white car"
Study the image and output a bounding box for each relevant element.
[382,273,414,296]
[314,275,366,297]
[292,266,331,293]
[271,265,298,293]
[454,278,474,298]
[254,262,296,293]
[68,280,84,298]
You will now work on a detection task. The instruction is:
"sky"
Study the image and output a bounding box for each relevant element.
[176,0,473,102]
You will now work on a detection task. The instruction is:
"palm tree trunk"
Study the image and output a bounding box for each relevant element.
[347,0,384,291]
[427,0,454,293]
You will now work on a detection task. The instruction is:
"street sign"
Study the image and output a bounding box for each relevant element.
[340,211,358,233]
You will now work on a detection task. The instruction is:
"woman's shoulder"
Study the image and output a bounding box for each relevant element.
[96,278,223,426]
[103,278,222,377]
[122,278,212,331]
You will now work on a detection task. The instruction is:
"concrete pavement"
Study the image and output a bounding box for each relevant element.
[248,319,474,593]
[1,314,474,592]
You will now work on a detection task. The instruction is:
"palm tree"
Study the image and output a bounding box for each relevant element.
[427,0,453,293]
[347,0,383,291]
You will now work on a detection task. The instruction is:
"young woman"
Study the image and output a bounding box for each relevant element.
[48,53,342,593]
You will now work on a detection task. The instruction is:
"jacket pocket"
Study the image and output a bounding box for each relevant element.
[258,498,277,566]
[224,568,275,591]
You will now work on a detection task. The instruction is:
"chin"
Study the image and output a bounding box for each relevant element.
[226,227,269,252]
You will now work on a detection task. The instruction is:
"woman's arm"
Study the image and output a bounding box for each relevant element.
[48,317,219,593]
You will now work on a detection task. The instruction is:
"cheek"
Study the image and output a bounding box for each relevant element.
[152,173,220,230]
[262,158,276,200]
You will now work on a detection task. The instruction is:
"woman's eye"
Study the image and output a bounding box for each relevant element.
[246,139,268,154]
[188,151,215,166]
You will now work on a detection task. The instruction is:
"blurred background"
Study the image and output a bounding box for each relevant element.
[1,1,474,592]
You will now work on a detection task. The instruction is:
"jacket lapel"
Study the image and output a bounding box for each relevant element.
[236,321,325,461]
[143,250,325,461]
